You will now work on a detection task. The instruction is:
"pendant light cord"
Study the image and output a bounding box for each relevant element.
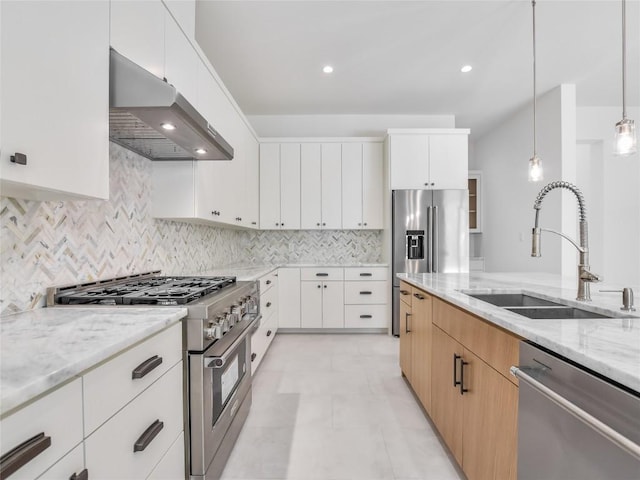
[622,0,627,120]
[532,0,537,156]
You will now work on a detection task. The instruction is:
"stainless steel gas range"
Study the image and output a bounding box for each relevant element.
[48,272,261,480]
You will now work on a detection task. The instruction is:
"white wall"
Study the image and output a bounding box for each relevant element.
[576,106,640,285]
[473,85,578,275]
[247,114,455,137]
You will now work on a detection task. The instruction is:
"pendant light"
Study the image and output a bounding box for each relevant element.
[528,0,543,182]
[614,0,637,156]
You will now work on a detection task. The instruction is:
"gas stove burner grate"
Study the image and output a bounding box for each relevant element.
[53,275,237,305]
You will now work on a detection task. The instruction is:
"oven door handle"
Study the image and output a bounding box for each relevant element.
[205,315,260,369]
[511,366,640,460]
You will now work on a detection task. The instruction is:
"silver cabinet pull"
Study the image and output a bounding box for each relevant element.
[405,312,412,333]
[511,366,640,460]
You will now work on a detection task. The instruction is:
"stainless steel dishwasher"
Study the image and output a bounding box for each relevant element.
[511,342,640,479]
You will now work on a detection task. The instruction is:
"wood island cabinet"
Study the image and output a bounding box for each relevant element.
[399,283,520,480]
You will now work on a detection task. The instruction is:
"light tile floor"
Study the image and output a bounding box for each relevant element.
[221,333,465,480]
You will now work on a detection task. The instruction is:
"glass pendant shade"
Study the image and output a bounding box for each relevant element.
[614,118,637,156]
[528,155,543,182]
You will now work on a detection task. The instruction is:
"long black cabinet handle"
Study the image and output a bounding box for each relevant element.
[460,360,469,395]
[251,353,257,362]
[133,420,164,452]
[360,315,373,319]
[400,290,410,295]
[359,273,372,277]
[316,273,329,277]
[359,291,372,295]
[0,432,51,478]
[69,469,89,480]
[453,354,462,387]
[405,313,412,333]
[266,330,272,337]
[132,355,163,379]
[413,293,425,300]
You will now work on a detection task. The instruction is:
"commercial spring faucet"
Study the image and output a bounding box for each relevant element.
[531,181,601,301]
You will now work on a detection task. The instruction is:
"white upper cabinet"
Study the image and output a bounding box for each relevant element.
[389,129,469,190]
[110,0,165,79]
[164,12,199,105]
[300,143,342,229]
[259,143,301,229]
[342,142,383,229]
[0,0,109,201]
[162,0,196,39]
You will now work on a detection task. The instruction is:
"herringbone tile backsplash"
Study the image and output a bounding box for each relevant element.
[1,143,382,314]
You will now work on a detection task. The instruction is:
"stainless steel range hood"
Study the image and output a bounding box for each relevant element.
[109,48,233,161]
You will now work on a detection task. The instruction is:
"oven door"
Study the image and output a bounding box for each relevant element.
[188,316,258,479]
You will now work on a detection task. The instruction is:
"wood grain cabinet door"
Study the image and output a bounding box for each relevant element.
[431,326,463,465]
[461,349,518,480]
[399,300,412,379]
[410,288,432,413]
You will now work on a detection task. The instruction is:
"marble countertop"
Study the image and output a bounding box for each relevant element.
[398,272,640,393]
[0,307,187,416]
[198,263,389,281]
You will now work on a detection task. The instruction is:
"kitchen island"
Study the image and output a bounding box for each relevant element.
[398,271,640,393]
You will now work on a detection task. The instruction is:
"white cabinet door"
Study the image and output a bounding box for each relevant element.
[321,144,342,229]
[301,282,323,328]
[389,134,429,189]
[0,0,109,201]
[146,431,185,480]
[278,268,301,328]
[279,144,301,229]
[322,282,344,328]
[341,143,362,229]
[428,134,468,190]
[300,143,322,230]
[38,443,85,480]
[259,144,281,229]
[164,12,198,106]
[163,0,196,39]
[244,136,260,228]
[362,142,384,229]
[110,0,165,79]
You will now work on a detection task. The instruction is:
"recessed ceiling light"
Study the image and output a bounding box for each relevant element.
[323,65,334,74]
[460,65,473,73]
[161,122,176,130]
[195,148,207,155]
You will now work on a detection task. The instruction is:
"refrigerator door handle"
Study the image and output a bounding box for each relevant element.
[433,205,439,273]
[426,206,433,273]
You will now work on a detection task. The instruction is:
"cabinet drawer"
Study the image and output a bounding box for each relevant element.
[38,442,85,480]
[146,431,185,480]
[0,379,83,480]
[344,281,388,305]
[83,323,182,435]
[251,313,277,373]
[259,270,278,294]
[300,267,343,281]
[260,285,278,319]
[344,267,387,281]
[399,282,413,307]
[344,305,388,328]
[85,362,183,479]
[433,297,520,384]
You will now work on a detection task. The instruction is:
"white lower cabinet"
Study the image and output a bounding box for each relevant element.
[85,361,183,479]
[301,280,344,328]
[344,304,388,329]
[0,379,83,480]
[277,268,301,328]
[251,270,279,372]
[343,267,389,330]
[37,443,85,480]
[146,432,186,480]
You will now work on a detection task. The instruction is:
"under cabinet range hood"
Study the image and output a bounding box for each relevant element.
[109,48,234,161]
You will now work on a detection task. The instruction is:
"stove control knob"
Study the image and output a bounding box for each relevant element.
[221,316,230,333]
[204,323,223,340]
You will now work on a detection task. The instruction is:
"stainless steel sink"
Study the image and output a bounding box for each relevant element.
[504,306,612,319]
[466,293,562,308]
[463,291,617,319]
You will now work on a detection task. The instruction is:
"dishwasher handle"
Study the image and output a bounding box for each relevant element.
[510,366,640,461]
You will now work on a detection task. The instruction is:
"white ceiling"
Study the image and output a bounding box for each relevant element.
[195,0,640,138]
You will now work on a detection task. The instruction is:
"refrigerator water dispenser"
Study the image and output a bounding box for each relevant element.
[406,230,425,259]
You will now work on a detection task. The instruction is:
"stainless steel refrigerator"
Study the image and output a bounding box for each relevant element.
[392,189,469,336]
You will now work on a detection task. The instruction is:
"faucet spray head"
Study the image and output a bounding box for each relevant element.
[531,227,541,257]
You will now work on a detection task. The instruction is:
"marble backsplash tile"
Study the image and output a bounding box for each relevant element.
[0,143,382,314]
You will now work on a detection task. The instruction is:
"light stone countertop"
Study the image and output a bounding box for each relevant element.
[198,263,389,281]
[398,272,640,393]
[0,307,187,416]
